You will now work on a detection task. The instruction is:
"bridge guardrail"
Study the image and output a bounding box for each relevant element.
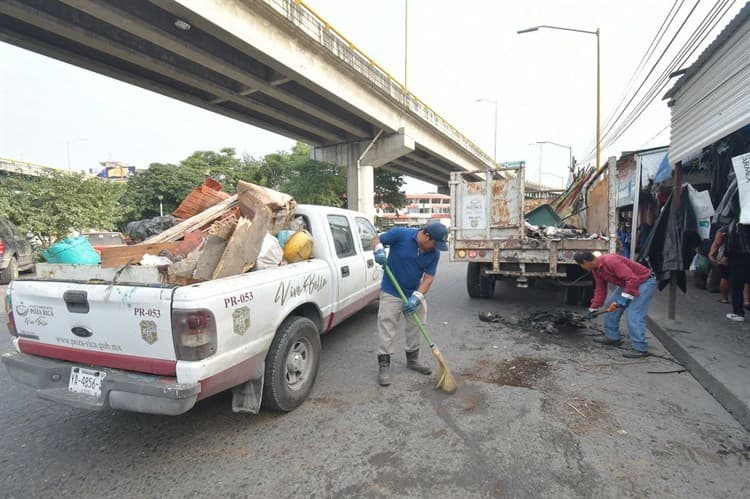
[262,0,495,167]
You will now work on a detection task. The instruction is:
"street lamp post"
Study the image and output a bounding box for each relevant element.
[157,195,164,218]
[66,138,88,172]
[476,98,498,164]
[518,25,600,171]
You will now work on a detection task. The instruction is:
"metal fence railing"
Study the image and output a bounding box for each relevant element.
[260,0,495,168]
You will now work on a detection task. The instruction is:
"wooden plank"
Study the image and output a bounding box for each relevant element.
[212,207,271,280]
[193,235,228,281]
[145,195,238,243]
[100,242,181,268]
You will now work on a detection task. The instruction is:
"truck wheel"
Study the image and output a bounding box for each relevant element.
[262,316,321,412]
[467,263,494,298]
[0,256,18,284]
[564,286,581,306]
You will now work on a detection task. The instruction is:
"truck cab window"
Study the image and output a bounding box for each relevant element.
[327,215,356,258]
[355,217,377,251]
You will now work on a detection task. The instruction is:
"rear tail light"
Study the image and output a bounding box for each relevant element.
[0,240,5,257]
[172,309,217,360]
[5,292,17,337]
[468,250,477,258]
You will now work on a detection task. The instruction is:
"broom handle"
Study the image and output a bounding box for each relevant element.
[384,265,435,347]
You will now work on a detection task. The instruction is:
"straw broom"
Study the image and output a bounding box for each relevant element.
[384,265,457,394]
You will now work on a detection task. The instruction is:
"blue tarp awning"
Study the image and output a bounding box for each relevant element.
[654,153,672,183]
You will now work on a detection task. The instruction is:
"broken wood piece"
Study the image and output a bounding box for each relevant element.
[100,242,182,268]
[212,206,271,280]
[208,214,237,240]
[144,195,238,243]
[237,181,295,234]
[194,235,229,281]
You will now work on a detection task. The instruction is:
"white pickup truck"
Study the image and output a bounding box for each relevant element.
[2,205,382,415]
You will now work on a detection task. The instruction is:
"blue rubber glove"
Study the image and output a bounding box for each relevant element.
[374,244,386,266]
[402,291,424,314]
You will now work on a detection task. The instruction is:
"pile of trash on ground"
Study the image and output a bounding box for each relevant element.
[42,179,314,285]
[479,310,589,334]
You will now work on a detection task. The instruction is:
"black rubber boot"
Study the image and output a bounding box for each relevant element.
[406,349,432,375]
[377,354,391,386]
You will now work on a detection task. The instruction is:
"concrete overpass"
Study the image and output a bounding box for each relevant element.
[0,0,497,217]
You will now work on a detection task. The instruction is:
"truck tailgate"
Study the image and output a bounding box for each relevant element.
[10,280,177,374]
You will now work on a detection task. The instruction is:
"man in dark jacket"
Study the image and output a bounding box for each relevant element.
[574,251,657,358]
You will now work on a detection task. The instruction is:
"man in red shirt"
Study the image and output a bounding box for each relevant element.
[574,251,658,358]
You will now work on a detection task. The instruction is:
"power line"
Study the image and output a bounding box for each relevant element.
[580,0,737,162]
[594,0,735,155]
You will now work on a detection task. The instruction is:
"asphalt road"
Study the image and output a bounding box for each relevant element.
[1,261,749,498]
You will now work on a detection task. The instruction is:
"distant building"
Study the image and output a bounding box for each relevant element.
[92,161,136,181]
[376,193,451,229]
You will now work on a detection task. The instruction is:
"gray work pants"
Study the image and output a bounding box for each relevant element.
[376,291,426,355]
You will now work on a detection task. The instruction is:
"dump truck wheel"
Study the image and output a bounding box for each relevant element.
[467,263,494,298]
[564,286,581,306]
[262,316,321,412]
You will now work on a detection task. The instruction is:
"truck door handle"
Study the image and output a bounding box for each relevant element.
[367,259,374,268]
[63,290,90,313]
[341,265,350,277]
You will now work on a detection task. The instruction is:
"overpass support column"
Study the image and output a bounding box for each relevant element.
[313,129,415,220]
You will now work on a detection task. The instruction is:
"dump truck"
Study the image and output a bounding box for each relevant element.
[449,160,616,305]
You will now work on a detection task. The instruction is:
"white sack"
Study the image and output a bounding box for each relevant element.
[687,184,714,240]
[255,232,283,270]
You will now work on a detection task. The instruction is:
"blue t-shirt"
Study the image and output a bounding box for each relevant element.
[380,227,440,297]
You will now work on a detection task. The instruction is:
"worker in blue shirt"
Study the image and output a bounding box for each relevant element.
[370,223,449,386]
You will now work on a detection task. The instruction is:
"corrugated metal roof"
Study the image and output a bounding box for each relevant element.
[664,1,750,100]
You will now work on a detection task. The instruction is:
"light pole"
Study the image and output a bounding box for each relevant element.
[66,138,88,172]
[157,195,164,217]
[404,0,408,90]
[536,141,573,180]
[476,98,498,164]
[518,25,600,171]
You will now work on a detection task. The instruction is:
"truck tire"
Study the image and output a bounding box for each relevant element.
[0,256,18,284]
[262,316,321,412]
[564,286,581,306]
[467,262,494,298]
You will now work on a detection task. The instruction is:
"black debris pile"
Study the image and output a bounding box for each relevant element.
[478,310,590,334]
[520,310,588,334]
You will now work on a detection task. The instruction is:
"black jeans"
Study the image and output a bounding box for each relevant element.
[728,254,750,316]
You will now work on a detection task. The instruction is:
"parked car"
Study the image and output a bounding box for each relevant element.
[81,231,128,253]
[0,216,35,283]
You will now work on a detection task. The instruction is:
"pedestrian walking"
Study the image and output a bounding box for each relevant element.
[724,220,750,322]
[574,251,658,358]
[371,223,449,386]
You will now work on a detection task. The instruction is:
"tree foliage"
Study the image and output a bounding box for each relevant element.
[0,171,125,247]
[0,142,406,249]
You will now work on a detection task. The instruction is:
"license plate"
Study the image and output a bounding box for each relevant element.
[68,367,106,398]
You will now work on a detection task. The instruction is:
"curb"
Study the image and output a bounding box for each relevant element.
[647,315,750,432]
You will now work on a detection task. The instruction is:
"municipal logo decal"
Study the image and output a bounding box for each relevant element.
[140,320,158,345]
[232,306,250,336]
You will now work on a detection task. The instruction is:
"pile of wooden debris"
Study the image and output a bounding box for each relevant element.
[97,179,299,285]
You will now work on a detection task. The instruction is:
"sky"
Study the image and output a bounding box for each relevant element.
[0,0,743,192]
